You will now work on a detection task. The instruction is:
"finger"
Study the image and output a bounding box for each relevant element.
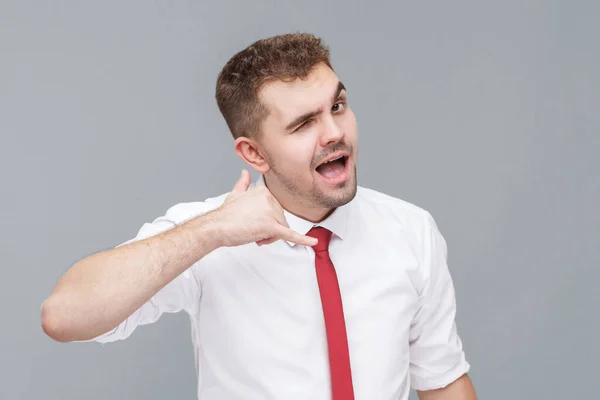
[273,211,289,229]
[256,237,278,246]
[268,191,283,209]
[231,169,251,193]
[274,224,318,247]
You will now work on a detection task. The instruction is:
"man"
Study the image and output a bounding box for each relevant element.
[42,33,477,399]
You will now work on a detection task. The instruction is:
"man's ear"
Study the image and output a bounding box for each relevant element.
[234,136,271,174]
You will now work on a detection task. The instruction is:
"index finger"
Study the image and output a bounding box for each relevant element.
[274,224,318,247]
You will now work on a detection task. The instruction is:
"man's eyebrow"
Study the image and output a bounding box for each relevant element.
[285,81,347,131]
[285,109,322,131]
[331,81,346,105]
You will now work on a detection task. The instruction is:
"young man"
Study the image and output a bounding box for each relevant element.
[42,33,477,399]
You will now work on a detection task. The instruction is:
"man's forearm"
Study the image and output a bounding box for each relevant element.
[417,374,477,400]
[41,212,221,342]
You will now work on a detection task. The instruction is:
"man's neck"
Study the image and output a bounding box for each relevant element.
[262,175,333,224]
[285,204,335,224]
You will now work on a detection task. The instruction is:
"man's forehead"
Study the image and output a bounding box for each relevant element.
[259,67,340,116]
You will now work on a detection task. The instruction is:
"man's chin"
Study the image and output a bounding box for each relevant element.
[317,179,357,208]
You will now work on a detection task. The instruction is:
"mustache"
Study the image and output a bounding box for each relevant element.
[313,142,353,167]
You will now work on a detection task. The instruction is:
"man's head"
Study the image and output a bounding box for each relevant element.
[216,33,358,222]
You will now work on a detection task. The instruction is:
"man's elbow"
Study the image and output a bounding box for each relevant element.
[41,298,75,343]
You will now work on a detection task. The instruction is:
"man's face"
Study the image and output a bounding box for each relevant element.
[257,63,358,212]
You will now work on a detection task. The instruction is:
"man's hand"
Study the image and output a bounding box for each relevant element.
[207,170,318,248]
[417,374,477,400]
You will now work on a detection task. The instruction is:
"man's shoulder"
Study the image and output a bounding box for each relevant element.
[353,185,438,240]
[356,185,431,221]
[163,177,268,224]
[160,191,229,225]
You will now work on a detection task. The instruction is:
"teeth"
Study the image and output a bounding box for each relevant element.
[324,156,343,164]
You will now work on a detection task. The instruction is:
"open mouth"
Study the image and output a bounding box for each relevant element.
[315,155,349,181]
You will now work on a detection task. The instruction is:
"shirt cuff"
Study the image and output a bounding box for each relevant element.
[411,359,471,392]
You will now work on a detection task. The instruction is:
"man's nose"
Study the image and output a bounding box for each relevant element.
[319,116,344,147]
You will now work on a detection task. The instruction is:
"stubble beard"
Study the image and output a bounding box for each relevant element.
[270,162,358,210]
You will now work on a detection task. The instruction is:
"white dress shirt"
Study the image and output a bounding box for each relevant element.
[83,174,470,399]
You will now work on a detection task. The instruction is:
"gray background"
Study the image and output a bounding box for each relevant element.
[1,1,598,399]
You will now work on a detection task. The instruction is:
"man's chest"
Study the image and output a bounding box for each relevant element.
[193,237,422,371]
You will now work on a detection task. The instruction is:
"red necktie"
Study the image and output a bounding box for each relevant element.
[307,227,355,400]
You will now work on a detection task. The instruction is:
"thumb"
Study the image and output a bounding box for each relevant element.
[231,169,251,193]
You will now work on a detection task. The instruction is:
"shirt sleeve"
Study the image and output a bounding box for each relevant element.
[78,202,215,344]
[408,211,470,391]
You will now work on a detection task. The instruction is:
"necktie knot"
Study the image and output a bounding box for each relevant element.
[307,226,332,253]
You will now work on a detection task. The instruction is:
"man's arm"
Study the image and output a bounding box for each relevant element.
[41,210,221,343]
[41,170,317,343]
[417,373,477,400]
[408,211,474,393]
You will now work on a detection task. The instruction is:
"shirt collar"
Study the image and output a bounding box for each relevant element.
[251,174,351,246]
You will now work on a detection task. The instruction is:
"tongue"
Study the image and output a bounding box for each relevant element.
[317,159,344,178]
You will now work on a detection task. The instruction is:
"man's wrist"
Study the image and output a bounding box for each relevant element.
[182,210,225,254]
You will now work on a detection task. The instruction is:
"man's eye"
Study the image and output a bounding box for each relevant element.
[295,119,313,132]
[332,102,346,112]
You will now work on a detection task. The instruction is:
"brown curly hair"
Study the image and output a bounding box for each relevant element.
[215,33,333,140]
